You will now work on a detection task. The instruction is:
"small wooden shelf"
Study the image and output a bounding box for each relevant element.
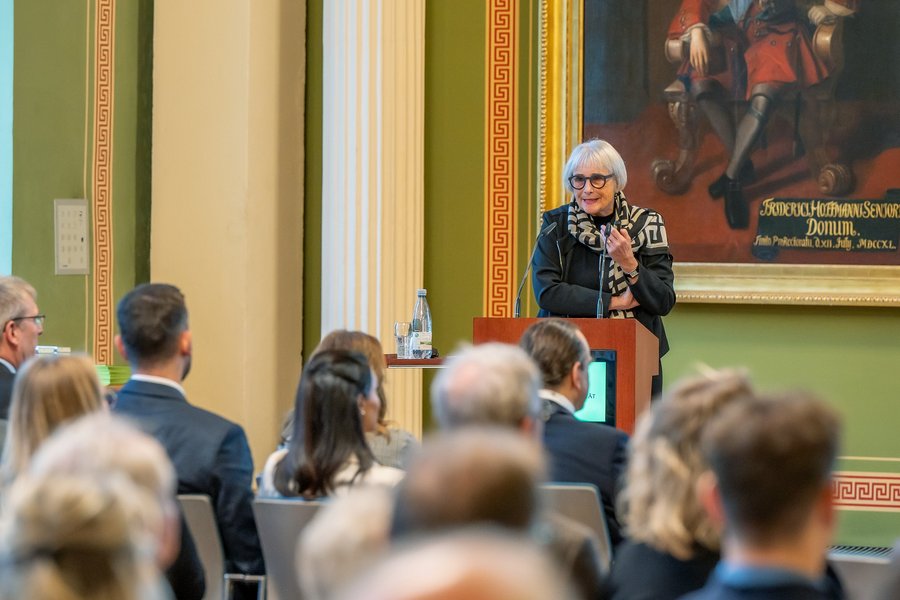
[385,354,445,368]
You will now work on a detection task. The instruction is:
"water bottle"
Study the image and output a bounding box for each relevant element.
[410,288,433,359]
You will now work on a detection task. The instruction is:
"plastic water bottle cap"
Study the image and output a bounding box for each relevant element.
[417,288,427,295]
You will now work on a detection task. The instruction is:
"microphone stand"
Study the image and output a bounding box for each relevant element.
[597,193,623,319]
[514,222,557,317]
[596,230,609,319]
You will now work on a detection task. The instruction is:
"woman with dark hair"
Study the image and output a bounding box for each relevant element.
[260,350,404,498]
[280,330,418,468]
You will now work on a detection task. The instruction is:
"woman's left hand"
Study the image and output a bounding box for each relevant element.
[602,225,639,273]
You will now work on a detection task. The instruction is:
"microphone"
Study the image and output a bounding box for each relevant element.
[514,221,558,318]
[598,194,624,318]
[597,225,608,319]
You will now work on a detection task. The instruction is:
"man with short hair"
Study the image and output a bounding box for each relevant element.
[429,343,606,600]
[112,283,264,595]
[0,276,43,450]
[684,392,842,600]
[519,318,629,547]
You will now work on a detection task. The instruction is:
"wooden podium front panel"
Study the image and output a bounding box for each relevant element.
[472,317,657,434]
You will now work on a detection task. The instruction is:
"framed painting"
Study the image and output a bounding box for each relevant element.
[538,0,900,305]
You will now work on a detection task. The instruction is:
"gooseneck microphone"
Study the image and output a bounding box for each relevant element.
[596,225,609,319]
[514,221,558,318]
[597,195,625,318]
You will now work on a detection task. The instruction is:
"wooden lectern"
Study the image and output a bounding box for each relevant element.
[472,317,658,435]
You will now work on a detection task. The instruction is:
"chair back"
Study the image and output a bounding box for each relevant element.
[179,494,265,600]
[541,483,612,570]
[828,549,892,600]
[253,498,324,600]
[178,495,226,600]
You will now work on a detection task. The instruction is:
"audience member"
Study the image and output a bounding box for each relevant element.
[391,428,544,537]
[297,486,395,600]
[684,391,842,600]
[0,473,169,600]
[429,343,606,600]
[336,529,579,600]
[0,354,104,489]
[520,318,629,547]
[608,369,753,600]
[0,275,43,452]
[260,349,404,498]
[112,283,264,595]
[431,342,542,432]
[29,413,205,600]
[281,329,419,468]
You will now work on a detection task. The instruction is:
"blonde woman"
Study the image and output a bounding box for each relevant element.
[28,413,205,600]
[0,472,169,600]
[607,369,753,600]
[0,354,105,487]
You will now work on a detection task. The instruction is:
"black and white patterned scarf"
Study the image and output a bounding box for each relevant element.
[566,191,641,318]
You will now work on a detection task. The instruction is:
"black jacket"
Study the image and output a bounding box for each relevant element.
[542,399,629,548]
[0,363,14,420]
[532,202,675,357]
[113,379,265,578]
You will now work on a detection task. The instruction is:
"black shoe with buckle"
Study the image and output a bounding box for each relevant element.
[724,180,749,229]
[709,161,755,199]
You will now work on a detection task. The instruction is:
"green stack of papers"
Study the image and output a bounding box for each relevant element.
[95,365,131,387]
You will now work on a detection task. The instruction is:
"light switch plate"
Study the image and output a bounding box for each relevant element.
[54,199,90,275]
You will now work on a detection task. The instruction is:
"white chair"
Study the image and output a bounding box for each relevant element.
[252,498,324,600]
[178,494,266,600]
[828,547,893,600]
[540,483,613,570]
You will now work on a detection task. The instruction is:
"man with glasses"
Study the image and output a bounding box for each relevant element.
[0,276,44,453]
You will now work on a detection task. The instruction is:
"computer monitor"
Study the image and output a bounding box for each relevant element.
[574,349,616,427]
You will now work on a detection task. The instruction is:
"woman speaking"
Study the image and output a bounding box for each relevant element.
[532,139,675,396]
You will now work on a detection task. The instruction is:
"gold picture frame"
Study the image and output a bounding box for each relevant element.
[537,0,900,306]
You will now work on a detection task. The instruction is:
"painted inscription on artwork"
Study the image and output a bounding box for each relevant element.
[752,197,900,260]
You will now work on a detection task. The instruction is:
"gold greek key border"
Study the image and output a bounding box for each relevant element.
[834,471,900,512]
[483,0,519,317]
[538,0,900,306]
[92,0,115,363]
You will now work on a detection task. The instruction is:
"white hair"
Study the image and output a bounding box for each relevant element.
[562,139,628,194]
[335,529,578,600]
[430,343,541,430]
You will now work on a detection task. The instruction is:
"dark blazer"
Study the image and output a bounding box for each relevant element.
[113,379,265,577]
[608,541,718,600]
[542,399,629,547]
[532,202,675,358]
[680,574,830,600]
[0,362,15,420]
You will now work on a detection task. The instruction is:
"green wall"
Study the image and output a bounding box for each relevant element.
[12,0,151,355]
[1,0,11,273]
[665,303,900,547]
[302,0,324,365]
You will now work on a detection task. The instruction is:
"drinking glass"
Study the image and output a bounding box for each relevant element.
[394,321,412,359]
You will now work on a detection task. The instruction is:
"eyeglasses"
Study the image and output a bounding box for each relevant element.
[8,314,46,327]
[568,173,614,190]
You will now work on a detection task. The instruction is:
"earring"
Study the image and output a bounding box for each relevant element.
[360,408,366,416]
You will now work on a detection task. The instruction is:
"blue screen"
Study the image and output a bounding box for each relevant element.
[574,350,616,426]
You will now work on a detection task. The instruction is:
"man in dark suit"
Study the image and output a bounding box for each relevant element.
[0,276,43,449]
[684,391,842,600]
[112,283,264,596]
[519,318,629,548]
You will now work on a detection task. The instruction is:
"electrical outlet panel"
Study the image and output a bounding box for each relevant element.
[54,199,90,275]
